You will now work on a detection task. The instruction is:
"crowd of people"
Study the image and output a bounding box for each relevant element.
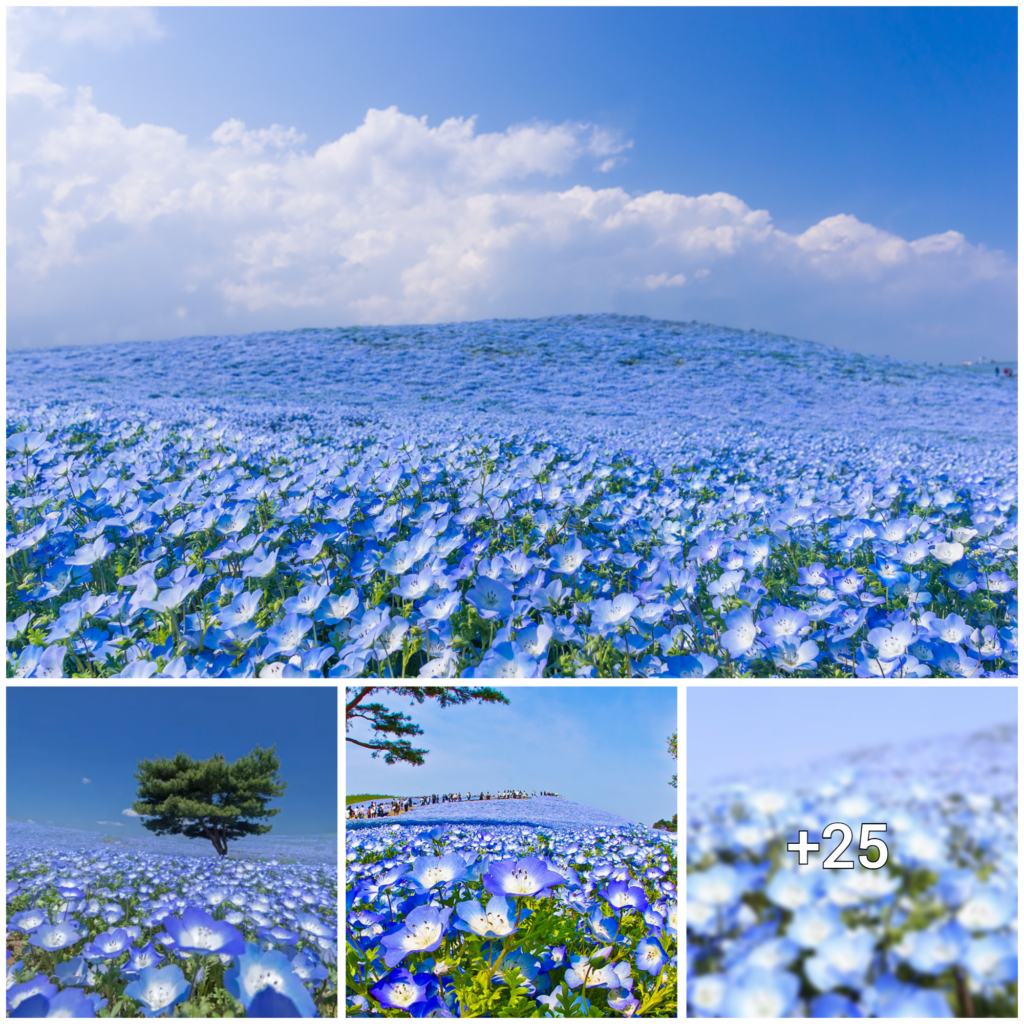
[347,789,561,820]
[348,797,416,820]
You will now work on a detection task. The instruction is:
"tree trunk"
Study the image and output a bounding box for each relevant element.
[201,821,228,857]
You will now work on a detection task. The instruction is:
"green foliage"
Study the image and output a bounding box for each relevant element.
[132,744,286,856]
[346,686,509,766]
[346,835,678,1018]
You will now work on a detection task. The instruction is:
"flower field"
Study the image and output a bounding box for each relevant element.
[347,795,641,831]
[5,826,338,1017]
[687,724,1018,1017]
[7,314,1017,677]
[345,820,677,1017]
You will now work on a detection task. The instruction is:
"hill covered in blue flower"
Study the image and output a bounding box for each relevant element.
[7,315,1016,677]
[346,795,644,831]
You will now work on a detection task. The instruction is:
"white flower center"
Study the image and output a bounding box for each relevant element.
[147,982,175,1009]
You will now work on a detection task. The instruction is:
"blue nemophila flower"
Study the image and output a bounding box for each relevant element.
[664,653,719,677]
[380,905,452,968]
[548,536,590,575]
[720,607,759,658]
[722,966,800,1017]
[465,577,514,620]
[589,593,640,633]
[771,637,821,674]
[242,546,278,579]
[454,895,520,938]
[586,905,620,943]
[687,973,726,1017]
[869,975,954,1017]
[122,943,163,977]
[294,912,334,940]
[564,954,631,991]
[28,920,82,951]
[483,856,567,897]
[223,943,317,1017]
[162,907,245,957]
[8,908,48,933]
[256,924,301,945]
[963,934,1017,987]
[369,967,433,1011]
[903,920,969,975]
[124,964,190,1018]
[688,864,743,908]
[785,903,842,949]
[262,613,313,658]
[7,978,57,1015]
[406,853,468,892]
[601,879,650,914]
[931,540,965,565]
[219,589,263,628]
[866,621,916,660]
[466,640,544,678]
[933,613,972,645]
[765,870,818,911]
[634,935,667,976]
[809,992,864,1017]
[65,536,115,566]
[515,622,554,656]
[283,583,330,617]
[12,987,100,1018]
[246,986,314,1017]
[956,886,1015,930]
[55,956,92,987]
[805,930,877,990]
[82,927,132,962]
[289,950,329,985]
[797,563,833,588]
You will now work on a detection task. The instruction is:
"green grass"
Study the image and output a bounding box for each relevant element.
[347,794,397,806]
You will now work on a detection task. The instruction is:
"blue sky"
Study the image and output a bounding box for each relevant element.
[687,686,1018,790]
[6,687,337,835]
[346,686,678,827]
[7,7,1016,361]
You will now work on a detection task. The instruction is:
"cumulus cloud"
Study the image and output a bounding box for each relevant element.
[8,6,164,54]
[96,820,124,826]
[122,808,141,817]
[6,75,1015,361]
[82,777,92,784]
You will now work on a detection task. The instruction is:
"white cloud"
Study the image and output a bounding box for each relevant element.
[122,808,141,817]
[82,777,92,784]
[642,271,688,290]
[7,7,163,111]
[96,820,124,826]
[5,80,1016,361]
[9,7,164,53]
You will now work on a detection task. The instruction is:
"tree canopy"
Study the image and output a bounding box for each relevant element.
[132,744,287,856]
[668,732,678,789]
[346,686,509,766]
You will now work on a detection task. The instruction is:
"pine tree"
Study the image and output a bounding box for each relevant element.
[132,745,286,856]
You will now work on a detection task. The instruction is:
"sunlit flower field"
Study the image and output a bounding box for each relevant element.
[687,724,1018,1017]
[6,823,338,1017]
[346,816,677,1017]
[7,314,1017,677]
